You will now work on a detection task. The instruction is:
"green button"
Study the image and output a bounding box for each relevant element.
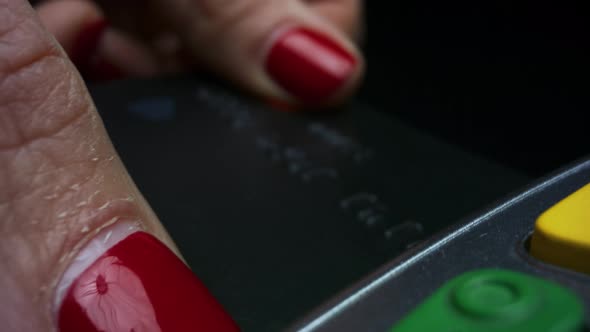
[451,272,539,322]
[389,269,584,332]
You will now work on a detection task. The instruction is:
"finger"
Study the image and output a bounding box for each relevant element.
[155,0,365,106]
[307,0,364,42]
[35,0,159,80]
[0,1,238,331]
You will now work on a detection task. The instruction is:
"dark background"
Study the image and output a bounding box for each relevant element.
[360,1,588,176]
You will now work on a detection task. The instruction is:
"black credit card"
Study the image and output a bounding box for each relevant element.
[90,76,529,331]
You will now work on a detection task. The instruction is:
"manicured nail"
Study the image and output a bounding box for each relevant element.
[265,27,357,104]
[55,223,239,332]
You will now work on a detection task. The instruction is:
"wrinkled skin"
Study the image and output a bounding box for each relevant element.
[0,0,363,330]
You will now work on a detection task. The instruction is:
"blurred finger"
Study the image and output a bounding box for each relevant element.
[0,0,238,330]
[35,0,159,80]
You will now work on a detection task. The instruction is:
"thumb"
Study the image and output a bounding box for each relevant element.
[0,1,238,331]
[160,0,364,106]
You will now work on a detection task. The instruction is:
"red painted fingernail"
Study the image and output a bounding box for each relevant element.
[57,227,239,332]
[265,27,357,104]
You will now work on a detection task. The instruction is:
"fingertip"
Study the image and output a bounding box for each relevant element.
[55,223,240,332]
[262,24,364,106]
[164,0,364,108]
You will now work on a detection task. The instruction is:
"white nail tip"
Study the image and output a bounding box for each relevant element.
[53,222,142,315]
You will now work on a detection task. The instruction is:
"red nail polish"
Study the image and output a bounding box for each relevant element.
[265,27,357,104]
[57,232,239,332]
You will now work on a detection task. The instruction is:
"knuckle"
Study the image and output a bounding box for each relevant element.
[198,0,272,33]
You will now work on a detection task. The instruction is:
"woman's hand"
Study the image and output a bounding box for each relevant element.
[1,1,242,330]
[35,0,365,105]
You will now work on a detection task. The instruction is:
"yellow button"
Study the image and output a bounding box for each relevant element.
[530,182,590,275]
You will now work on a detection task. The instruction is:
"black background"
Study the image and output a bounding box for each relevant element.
[360,1,588,176]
